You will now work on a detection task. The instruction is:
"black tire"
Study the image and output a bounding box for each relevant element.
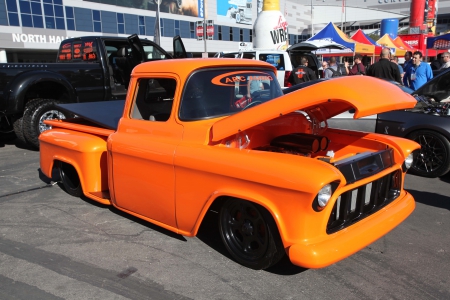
[408,130,450,178]
[219,198,285,270]
[12,117,27,145]
[59,162,82,197]
[23,98,70,149]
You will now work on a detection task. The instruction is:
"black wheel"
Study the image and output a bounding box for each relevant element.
[23,98,70,149]
[408,130,450,178]
[219,199,285,270]
[59,162,82,197]
[12,117,27,145]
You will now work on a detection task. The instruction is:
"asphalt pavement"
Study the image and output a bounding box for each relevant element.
[1,136,449,300]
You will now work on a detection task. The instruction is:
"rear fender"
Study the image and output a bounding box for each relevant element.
[39,129,109,197]
[7,70,77,114]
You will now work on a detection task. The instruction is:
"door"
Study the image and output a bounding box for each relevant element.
[110,76,182,228]
[172,35,189,58]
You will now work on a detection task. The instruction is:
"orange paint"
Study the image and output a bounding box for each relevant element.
[40,59,420,269]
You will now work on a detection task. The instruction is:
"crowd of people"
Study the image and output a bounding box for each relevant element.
[289,49,450,91]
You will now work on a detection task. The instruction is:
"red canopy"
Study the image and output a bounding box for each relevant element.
[393,36,416,52]
[351,29,382,55]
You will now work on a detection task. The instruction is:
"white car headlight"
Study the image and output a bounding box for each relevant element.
[317,184,332,207]
[404,153,414,169]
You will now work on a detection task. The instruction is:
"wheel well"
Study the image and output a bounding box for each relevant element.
[405,128,450,140]
[52,160,80,183]
[204,196,279,232]
[24,82,70,105]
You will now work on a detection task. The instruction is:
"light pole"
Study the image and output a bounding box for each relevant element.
[311,0,314,36]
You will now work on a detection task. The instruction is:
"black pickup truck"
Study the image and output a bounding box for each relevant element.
[0,34,187,148]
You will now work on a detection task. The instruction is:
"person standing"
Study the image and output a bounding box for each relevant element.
[390,56,404,81]
[288,57,317,85]
[366,48,401,83]
[404,51,433,90]
[402,51,413,85]
[348,54,366,75]
[439,52,450,70]
[431,53,443,70]
[341,58,350,75]
[324,57,342,78]
[320,61,328,78]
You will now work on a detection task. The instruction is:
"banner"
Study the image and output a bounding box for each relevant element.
[84,0,200,17]
[216,0,252,25]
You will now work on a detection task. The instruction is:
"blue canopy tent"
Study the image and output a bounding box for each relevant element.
[307,22,375,55]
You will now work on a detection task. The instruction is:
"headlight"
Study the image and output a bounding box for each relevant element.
[404,153,414,169]
[317,184,332,207]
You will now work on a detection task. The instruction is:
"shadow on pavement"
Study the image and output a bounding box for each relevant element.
[408,189,450,211]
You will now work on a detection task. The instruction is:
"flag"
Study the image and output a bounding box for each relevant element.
[154,0,161,46]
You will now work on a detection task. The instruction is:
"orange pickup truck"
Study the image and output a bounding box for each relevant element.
[40,58,420,270]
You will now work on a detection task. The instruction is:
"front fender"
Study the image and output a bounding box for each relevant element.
[6,70,77,114]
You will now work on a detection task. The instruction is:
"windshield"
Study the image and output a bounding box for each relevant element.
[179,68,283,120]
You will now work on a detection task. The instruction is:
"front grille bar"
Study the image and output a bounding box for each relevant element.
[327,170,401,234]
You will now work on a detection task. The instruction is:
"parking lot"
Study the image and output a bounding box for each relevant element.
[1,136,449,300]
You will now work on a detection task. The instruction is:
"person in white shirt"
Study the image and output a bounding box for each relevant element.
[439,52,450,70]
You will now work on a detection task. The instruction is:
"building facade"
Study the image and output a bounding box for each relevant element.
[1,0,450,62]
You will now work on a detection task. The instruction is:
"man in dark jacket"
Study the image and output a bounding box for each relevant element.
[366,48,401,83]
[289,57,317,85]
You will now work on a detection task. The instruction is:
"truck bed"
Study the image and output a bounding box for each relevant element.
[57,100,125,130]
[43,100,125,137]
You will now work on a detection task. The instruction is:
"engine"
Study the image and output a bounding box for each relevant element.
[412,95,450,116]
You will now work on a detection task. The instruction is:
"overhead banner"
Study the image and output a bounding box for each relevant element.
[84,0,201,17]
[216,0,253,25]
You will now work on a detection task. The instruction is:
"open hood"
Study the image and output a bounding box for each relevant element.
[211,76,417,142]
[287,40,347,52]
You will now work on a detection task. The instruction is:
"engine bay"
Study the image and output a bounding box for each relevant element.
[220,110,397,180]
[412,95,450,116]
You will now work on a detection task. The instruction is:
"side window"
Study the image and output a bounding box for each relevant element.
[259,54,285,70]
[143,45,167,60]
[131,78,176,122]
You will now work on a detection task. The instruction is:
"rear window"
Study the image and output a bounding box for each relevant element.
[58,40,98,62]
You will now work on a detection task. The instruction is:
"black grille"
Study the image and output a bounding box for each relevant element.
[326,170,402,234]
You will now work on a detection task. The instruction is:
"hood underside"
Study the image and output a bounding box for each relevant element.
[211,76,417,142]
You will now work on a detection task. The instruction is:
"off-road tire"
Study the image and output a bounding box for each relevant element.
[23,98,69,149]
[13,117,27,145]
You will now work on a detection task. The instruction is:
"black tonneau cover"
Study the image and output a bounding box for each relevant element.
[57,100,125,130]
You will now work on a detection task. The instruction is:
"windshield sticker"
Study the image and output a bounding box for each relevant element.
[211,71,273,87]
